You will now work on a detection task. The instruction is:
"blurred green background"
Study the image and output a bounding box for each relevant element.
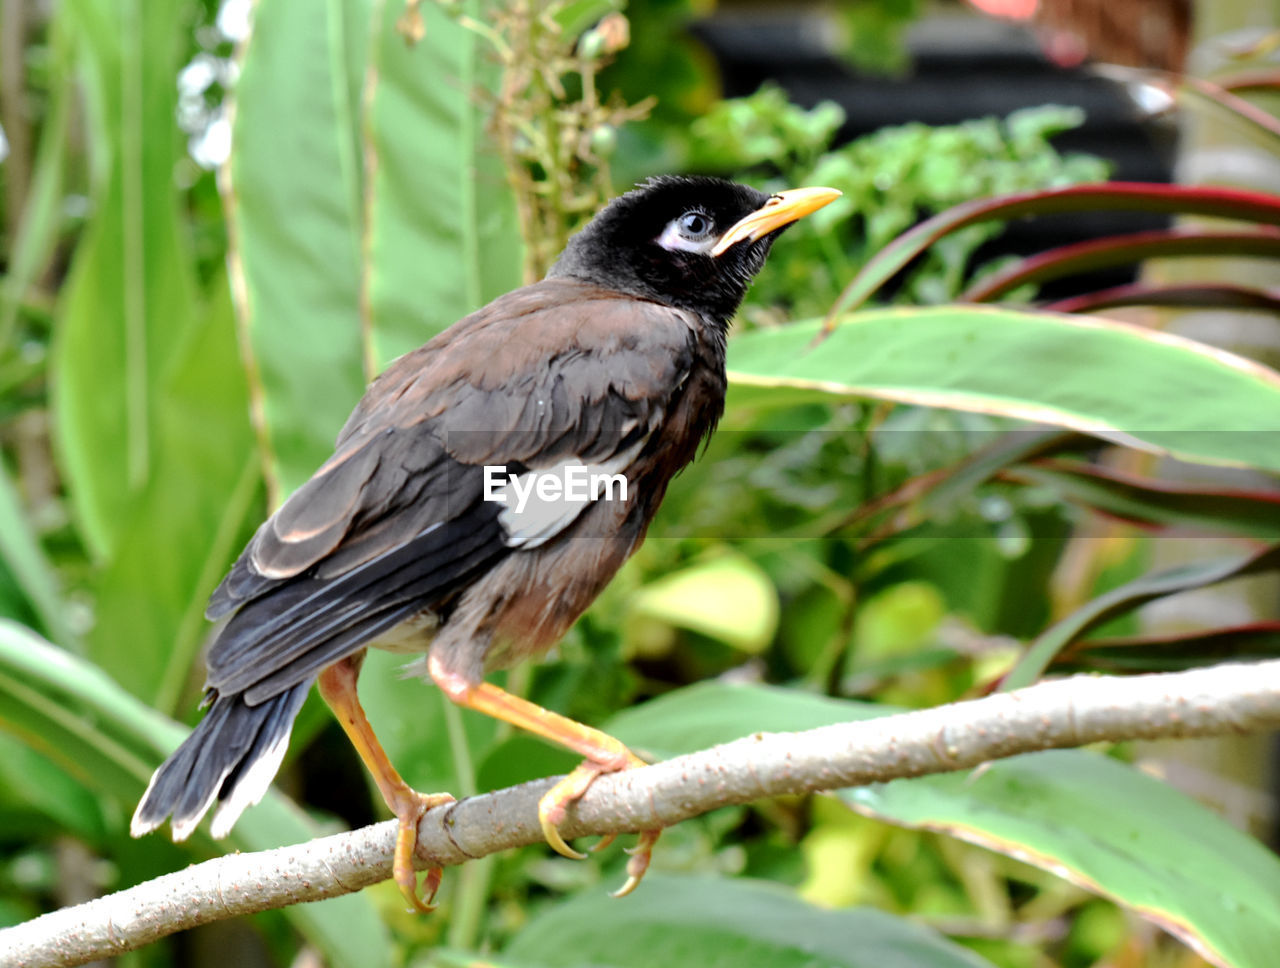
[4,0,1280,966]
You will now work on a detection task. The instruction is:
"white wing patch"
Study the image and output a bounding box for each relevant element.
[490,436,647,549]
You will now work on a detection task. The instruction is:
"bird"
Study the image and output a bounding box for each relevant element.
[131,175,840,911]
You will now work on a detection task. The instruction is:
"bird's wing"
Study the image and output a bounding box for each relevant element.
[204,279,699,702]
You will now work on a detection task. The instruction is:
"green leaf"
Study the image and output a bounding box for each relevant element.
[0,621,390,967]
[87,278,262,710]
[846,752,1280,968]
[607,681,1280,968]
[503,874,997,968]
[1002,543,1280,690]
[0,731,107,841]
[362,0,522,368]
[0,461,77,648]
[629,551,779,653]
[227,0,370,500]
[726,308,1280,473]
[52,0,200,558]
[0,5,74,345]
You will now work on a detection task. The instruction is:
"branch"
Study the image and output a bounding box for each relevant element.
[6,661,1280,968]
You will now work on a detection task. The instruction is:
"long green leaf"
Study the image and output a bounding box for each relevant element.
[362,0,522,370]
[503,874,997,968]
[226,0,371,501]
[1002,543,1280,690]
[0,4,73,346]
[0,461,77,648]
[0,621,390,968]
[726,307,1280,473]
[52,0,199,558]
[607,681,1280,968]
[846,753,1280,968]
[87,277,261,709]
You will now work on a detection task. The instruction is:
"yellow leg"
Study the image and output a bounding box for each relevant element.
[318,655,455,912]
[430,656,660,896]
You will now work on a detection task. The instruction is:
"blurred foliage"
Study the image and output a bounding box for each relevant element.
[2,1,1280,967]
[686,85,1110,318]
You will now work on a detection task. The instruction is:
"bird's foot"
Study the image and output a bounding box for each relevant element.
[537,751,661,895]
[391,790,456,913]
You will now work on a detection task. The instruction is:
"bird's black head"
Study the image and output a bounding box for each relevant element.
[549,176,840,326]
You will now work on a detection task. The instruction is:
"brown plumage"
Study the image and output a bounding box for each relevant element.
[132,176,839,909]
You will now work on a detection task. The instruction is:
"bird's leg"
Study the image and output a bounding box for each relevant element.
[430,655,659,897]
[318,654,455,913]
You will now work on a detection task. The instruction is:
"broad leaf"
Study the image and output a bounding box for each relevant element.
[606,680,1280,968]
[227,0,371,500]
[52,0,199,558]
[362,0,522,368]
[503,874,997,968]
[87,279,261,711]
[726,308,1280,474]
[0,621,390,968]
[847,752,1280,968]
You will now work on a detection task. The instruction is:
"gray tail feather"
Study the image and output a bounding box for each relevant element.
[131,681,311,841]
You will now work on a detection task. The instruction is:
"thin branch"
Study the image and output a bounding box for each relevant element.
[5,661,1280,968]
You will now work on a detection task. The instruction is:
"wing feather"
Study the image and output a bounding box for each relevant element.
[203,279,703,702]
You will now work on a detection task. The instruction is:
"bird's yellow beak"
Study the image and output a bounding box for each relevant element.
[710,186,842,257]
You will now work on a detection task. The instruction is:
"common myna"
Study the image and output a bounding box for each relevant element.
[131,176,840,909]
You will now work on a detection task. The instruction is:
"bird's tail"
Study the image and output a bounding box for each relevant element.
[131,682,311,841]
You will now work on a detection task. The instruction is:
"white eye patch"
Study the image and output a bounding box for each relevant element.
[656,212,719,255]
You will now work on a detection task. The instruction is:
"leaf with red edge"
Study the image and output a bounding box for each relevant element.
[1044,282,1280,315]
[822,183,1280,324]
[1218,69,1280,93]
[1001,543,1280,691]
[961,228,1280,303]
[1007,459,1280,539]
[1053,622,1280,673]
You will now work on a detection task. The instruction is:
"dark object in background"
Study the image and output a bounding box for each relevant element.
[694,7,1180,299]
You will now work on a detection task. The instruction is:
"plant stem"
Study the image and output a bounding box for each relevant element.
[442,697,492,951]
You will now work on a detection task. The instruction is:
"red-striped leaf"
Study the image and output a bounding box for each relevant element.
[822,183,1280,325]
[1043,282,1280,314]
[961,228,1280,303]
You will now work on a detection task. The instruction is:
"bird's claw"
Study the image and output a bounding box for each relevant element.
[539,770,592,860]
[611,830,659,898]
[536,755,661,894]
[392,790,456,912]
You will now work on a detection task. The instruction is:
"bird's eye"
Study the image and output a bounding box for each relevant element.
[678,211,711,238]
